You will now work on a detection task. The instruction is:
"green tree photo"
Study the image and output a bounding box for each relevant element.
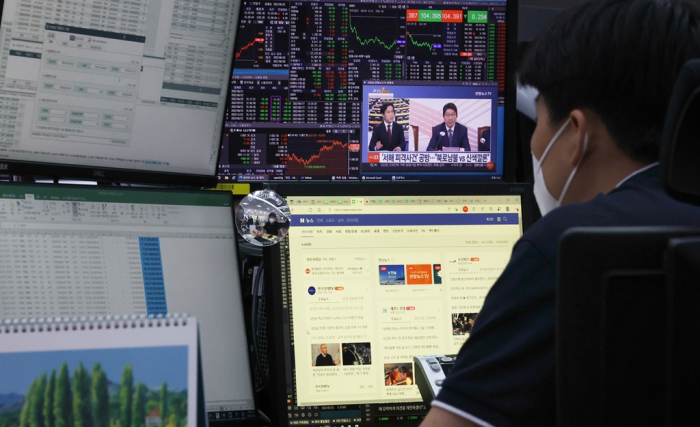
[130,383,146,427]
[10,362,187,427]
[43,370,55,427]
[54,364,72,427]
[158,384,168,427]
[119,365,133,427]
[72,364,92,427]
[91,364,108,427]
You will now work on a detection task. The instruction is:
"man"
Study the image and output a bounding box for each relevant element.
[421,1,700,426]
[313,344,339,367]
[252,213,283,239]
[466,315,475,329]
[426,103,470,151]
[369,103,406,151]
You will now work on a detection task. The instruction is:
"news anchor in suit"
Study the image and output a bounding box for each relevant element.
[369,103,406,151]
[426,103,471,151]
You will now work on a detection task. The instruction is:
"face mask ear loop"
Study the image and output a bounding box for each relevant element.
[535,118,571,171]
[556,133,589,206]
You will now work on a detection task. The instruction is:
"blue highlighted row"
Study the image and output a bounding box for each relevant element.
[139,237,167,315]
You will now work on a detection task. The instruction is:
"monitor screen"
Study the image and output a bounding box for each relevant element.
[265,183,533,426]
[0,184,256,423]
[218,0,515,182]
[0,0,241,185]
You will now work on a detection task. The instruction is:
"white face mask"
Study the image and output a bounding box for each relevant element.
[269,218,276,223]
[531,118,588,216]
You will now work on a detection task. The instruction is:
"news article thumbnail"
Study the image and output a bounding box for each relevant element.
[379,265,406,285]
[406,264,432,285]
[379,264,444,286]
[311,343,341,367]
[433,264,442,284]
[452,313,478,336]
[341,342,371,366]
[384,363,414,386]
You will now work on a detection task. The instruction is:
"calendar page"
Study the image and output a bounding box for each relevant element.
[0,317,200,427]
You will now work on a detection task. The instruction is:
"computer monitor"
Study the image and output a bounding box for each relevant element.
[218,0,517,182]
[264,183,534,426]
[0,183,256,425]
[0,1,241,186]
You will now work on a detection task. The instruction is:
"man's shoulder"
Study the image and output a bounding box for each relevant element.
[524,176,700,264]
[455,122,468,132]
[432,123,445,133]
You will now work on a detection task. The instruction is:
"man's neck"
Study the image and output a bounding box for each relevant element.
[566,151,651,204]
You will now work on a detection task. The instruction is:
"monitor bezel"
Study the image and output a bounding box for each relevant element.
[262,181,534,426]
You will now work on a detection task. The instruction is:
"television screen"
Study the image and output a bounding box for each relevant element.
[218,0,515,182]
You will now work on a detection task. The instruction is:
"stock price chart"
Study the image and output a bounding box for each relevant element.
[220,0,508,181]
[219,127,361,180]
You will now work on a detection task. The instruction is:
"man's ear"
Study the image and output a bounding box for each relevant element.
[568,109,588,167]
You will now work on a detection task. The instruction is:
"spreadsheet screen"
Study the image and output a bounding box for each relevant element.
[0,0,240,177]
[0,184,255,415]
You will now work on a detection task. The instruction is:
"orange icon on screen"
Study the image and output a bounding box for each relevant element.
[463,206,469,212]
[406,265,432,285]
[486,162,495,170]
[406,306,416,310]
[335,287,344,291]
[305,269,310,274]
[470,258,480,262]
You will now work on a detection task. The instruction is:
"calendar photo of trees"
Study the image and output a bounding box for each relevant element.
[0,347,189,427]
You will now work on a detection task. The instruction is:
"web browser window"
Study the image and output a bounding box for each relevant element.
[286,195,523,406]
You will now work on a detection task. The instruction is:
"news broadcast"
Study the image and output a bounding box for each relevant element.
[361,81,500,179]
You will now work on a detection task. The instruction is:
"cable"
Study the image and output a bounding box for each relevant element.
[249,260,270,394]
[256,409,272,426]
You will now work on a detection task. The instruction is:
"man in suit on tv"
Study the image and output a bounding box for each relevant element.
[369,102,406,151]
[427,103,471,151]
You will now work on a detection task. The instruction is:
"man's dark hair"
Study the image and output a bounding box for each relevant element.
[443,103,458,116]
[269,212,277,218]
[380,102,394,115]
[518,0,700,164]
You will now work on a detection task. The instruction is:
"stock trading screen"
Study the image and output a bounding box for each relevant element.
[218,0,509,182]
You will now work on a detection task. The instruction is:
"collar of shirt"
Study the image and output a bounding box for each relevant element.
[615,162,660,188]
[446,126,454,133]
[384,121,392,128]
